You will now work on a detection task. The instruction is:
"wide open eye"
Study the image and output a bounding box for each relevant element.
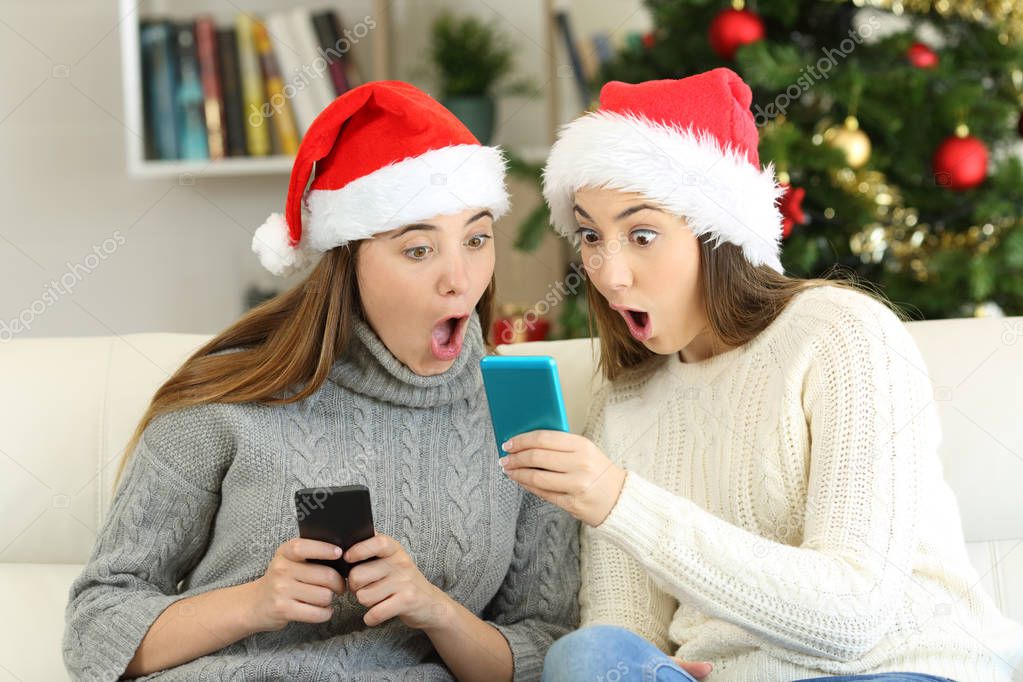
[631,228,658,246]
[404,245,432,261]
[576,227,600,245]
[465,233,492,249]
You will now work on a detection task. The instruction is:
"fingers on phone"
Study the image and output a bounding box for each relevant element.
[292,601,335,624]
[285,538,342,561]
[294,582,336,607]
[295,562,346,594]
[323,568,347,595]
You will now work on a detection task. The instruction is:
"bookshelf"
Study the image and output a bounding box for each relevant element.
[118,0,393,179]
[542,1,651,139]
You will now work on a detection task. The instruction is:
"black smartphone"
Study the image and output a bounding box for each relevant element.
[294,484,375,577]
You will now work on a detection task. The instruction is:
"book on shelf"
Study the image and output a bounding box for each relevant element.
[554,11,590,109]
[287,7,337,116]
[252,17,300,155]
[195,17,226,159]
[174,22,209,159]
[235,13,271,157]
[216,27,247,157]
[139,21,177,160]
[311,11,349,95]
[552,13,619,112]
[137,6,365,163]
[263,10,317,135]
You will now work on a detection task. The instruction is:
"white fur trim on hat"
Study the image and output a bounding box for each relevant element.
[304,144,510,252]
[542,111,786,273]
[251,212,312,277]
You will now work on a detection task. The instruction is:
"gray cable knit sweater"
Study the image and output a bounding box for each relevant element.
[62,311,580,681]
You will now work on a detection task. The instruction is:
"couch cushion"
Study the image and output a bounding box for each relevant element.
[0,562,83,681]
[904,317,1023,544]
[0,336,113,566]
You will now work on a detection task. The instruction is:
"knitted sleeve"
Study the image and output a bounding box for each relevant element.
[484,490,581,681]
[62,403,235,681]
[591,295,939,663]
[578,383,678,653]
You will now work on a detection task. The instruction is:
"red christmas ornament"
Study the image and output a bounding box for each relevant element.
[932,130,988,191]
[642,31,656,49]
[708,8,765,60]
[906,42,939,69]
[778,183,806,239]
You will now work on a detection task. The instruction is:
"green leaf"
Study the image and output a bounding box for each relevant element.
[513,202,551,252]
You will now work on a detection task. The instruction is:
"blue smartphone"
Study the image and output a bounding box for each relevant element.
[480,355,570,458]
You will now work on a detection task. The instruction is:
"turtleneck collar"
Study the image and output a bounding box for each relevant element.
[327,310,486,408]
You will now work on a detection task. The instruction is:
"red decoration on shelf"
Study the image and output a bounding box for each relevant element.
[708,8,765,60]
[778,183,806,239]
[932,129,989,191]
[906,42,939,69]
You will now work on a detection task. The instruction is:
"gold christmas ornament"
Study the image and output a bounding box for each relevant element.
[824,116,872,169]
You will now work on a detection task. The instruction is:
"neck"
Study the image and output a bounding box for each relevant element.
[678,326,730,363]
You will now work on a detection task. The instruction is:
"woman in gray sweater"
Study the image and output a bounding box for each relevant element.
[62,81,579,682]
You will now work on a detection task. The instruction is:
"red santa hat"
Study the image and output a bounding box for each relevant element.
[253,80,510,276]
[542,67,785,273]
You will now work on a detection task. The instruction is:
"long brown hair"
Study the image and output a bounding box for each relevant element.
[112,243,495,493]
[588,234,903,382]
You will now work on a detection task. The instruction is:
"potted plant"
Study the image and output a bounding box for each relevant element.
[427,11,534,144]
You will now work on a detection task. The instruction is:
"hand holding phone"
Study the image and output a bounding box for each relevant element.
[247,537,348,632]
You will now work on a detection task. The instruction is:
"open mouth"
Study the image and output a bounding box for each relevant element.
[430,314,469,361]
[617,307,652,342]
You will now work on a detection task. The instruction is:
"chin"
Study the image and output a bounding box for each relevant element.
[640,336,671,355]
[410,356,455,377]
[648,336,694,357]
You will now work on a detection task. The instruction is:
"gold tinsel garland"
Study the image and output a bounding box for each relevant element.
[836,166,1009,282]
[849,0,1023,42]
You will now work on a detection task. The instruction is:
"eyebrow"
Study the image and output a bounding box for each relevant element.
[389,210,493,239]
[573,203,664,223]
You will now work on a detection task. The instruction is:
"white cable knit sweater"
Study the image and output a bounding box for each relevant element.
[579,285,1023,681]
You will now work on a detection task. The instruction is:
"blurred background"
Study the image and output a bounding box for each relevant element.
[2,0,1022,345]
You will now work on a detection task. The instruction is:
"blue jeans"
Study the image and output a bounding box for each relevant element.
[541,625,958,682]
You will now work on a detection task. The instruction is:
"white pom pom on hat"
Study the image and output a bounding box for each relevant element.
[252,212,311,276]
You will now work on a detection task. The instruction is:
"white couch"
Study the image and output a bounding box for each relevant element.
[2,317,1022,681]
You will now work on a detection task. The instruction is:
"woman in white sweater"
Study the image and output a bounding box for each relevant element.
[500,68,1023,681]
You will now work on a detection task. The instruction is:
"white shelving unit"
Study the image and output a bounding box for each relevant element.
[126,155,296,179]
[118,0,392,179]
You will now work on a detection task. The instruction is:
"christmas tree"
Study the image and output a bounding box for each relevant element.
[598,0,1023,318]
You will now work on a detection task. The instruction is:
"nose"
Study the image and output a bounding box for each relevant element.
[592,246,633,291]
[439,251,471,297]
